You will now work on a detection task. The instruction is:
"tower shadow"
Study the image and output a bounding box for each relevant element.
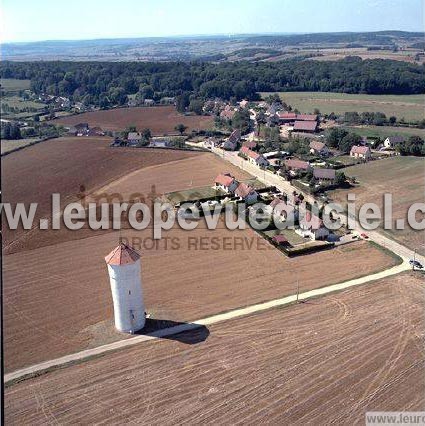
[135,318,209,345]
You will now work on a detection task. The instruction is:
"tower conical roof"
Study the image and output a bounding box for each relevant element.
[105,243,140,266]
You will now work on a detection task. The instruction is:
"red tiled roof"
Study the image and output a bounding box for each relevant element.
[105,243,140,266]
[284,159,310,170]
[350,145,370,155]
[240,146,260,160]
[235,182,255,198]
[293,121,318,132]
[272,235,289,244]
[297,114,318,121]
[278,112,297,120]
[310,140,326,151]
[215,173,235,187]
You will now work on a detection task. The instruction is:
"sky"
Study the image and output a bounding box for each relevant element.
[1,0,424,43]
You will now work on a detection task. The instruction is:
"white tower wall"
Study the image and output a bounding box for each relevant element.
[107,260,145,333]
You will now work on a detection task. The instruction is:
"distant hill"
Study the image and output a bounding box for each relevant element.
[3,31,424,62]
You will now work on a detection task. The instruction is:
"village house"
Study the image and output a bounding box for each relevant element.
[220,105,237,121]
[240,146,269,167]
[284,158,312,175]
[293,120,318,133]
[239,100,249,109]
[149,137,171,148]
[309,140,330,156]
[214,173,239,193]
[235,182,258,204]
[87,126,105,136]
[127,132,143,145]
[74,123,90,136]
[143,99,155,106]
[272,235,291,247]
[383,135,405,149]
[313,168,336,184]
[350,145,372,160]
[223,129,241,151]
[160,97,175,105]
[297,211,330,241]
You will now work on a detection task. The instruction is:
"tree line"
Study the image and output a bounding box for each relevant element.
[1,57,424,108]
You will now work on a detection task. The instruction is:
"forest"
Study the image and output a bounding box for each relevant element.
[1,57,424,107]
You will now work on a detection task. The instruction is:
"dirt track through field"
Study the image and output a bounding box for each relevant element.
[5,272,424,424]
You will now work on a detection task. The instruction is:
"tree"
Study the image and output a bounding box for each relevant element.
[141,128,152,140]
[339,133,362,153]
[232,109,251,135]
[326,127,349,148]
[175,123,187,135]
[176,92,190,113]
[188,99,204,115]
[389,116,397,125]
[335,171,347,187]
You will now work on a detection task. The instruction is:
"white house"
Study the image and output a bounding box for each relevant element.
[240,146,269,167]
[223,129,241,151]
[127,132,142,145]
[297,211,329,241]
[384,136,405,149]
[214,173,239,193]
[350,145,371,160]
[149,137,171,148]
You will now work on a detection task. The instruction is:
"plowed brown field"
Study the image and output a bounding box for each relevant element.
[54,106,214,134]
[3,228,398,372]
[5,272,424,424]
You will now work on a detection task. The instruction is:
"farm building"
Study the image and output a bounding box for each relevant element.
[235,182,258,204]
[74,123,89,136]
[149,137,171,148]
[240,146,269,167]
[87,126,105,136]
[284,158,312,174]
[127,132,143,145]
[384,135,405,148]
[350,145,371,160]
[310,140,329,156]
[293,120,318,133]
[313,168,336,184]
[214,173,239,193]
[297,211,330,241]
[223,129,241,151]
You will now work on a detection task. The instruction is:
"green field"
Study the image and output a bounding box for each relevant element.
[1,138,42,155]
[329,156,425,255]
[261,91,425,122]
[344,125,425,139]
[0,78,31,93]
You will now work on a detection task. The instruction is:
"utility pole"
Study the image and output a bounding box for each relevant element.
[413,249,416,270]
[296,275,300,303]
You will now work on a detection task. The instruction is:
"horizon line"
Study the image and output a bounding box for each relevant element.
[3,29,424,45]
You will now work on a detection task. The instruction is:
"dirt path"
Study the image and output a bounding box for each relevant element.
[4,260,409,385]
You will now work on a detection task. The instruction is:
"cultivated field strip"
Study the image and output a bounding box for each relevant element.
[5,273,424,424]
[3,228,399,373]
[55,106,214,134]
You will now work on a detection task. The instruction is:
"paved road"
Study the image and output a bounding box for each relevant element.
[4,145,422,384]
[4,260,409,385]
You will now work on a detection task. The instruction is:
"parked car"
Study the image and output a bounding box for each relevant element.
[409,260,424,269]
[360,233,369,239]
